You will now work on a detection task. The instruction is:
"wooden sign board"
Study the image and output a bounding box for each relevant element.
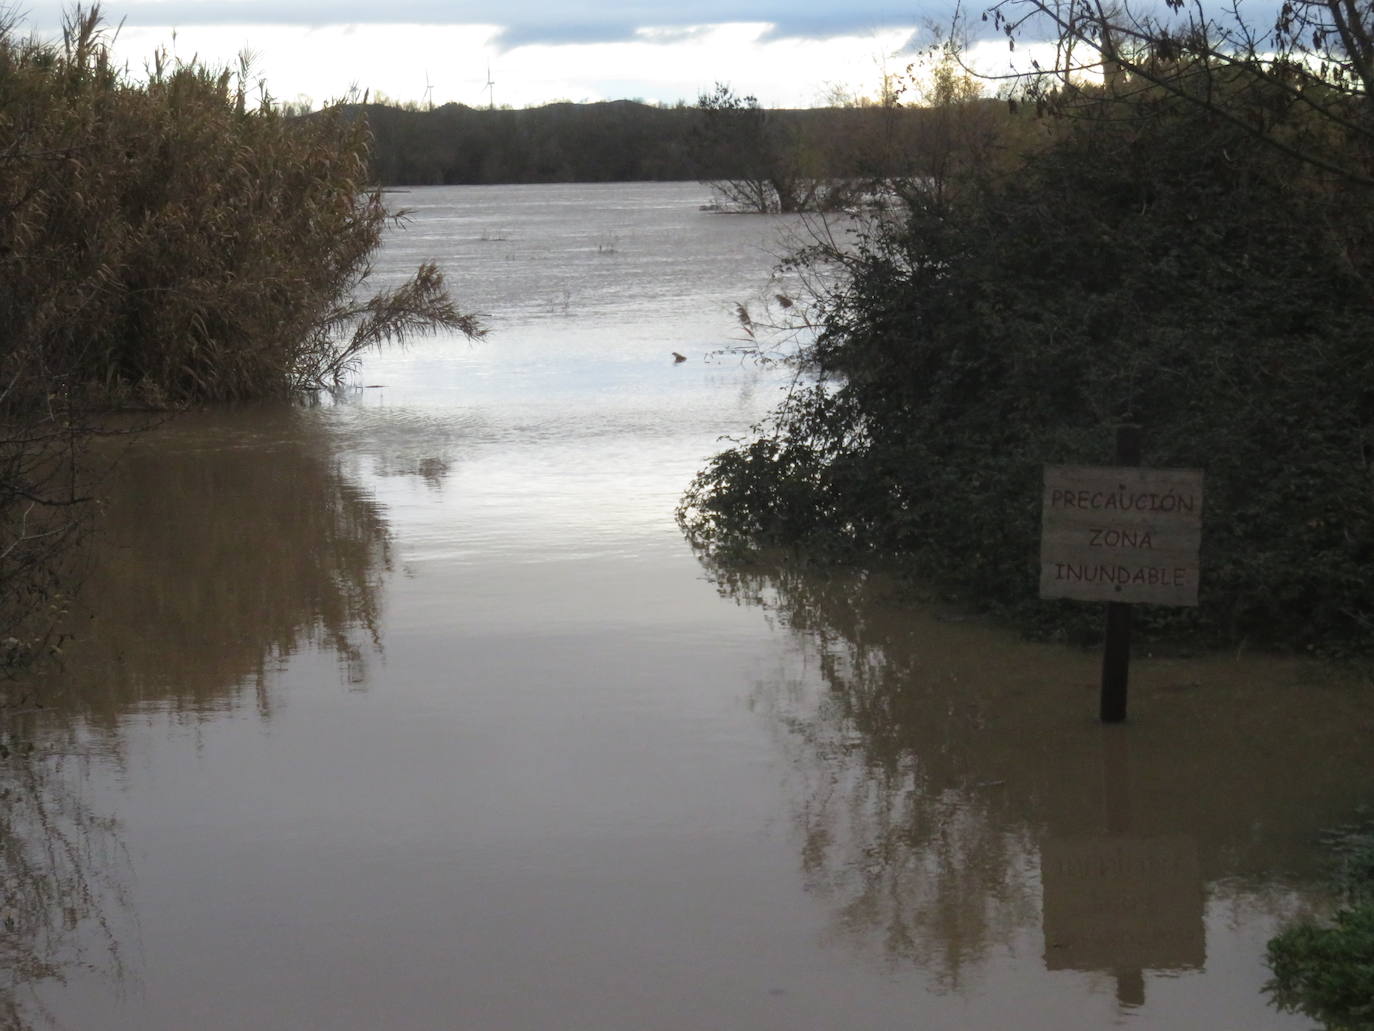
[1040,466,1203,607]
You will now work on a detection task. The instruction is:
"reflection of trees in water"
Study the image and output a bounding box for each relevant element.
[738,562,1041,988]
[0,404,398,1024]
[0,400,484,1026]
[789,746,1039,988]
[704,555,1374,990]
[47,405,396,724]
[328,403,477,492]
[0,747,126,1031]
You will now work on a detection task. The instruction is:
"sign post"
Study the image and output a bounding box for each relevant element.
[1102,426,1140,722]
[1039,428,1203,722]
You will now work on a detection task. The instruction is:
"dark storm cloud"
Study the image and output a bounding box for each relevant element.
[21,1,937,42]
[23,0,1282,51]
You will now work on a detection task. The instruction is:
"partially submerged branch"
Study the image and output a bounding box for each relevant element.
[302,260,487,388]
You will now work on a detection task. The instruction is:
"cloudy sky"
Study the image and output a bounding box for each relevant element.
[16,0,1004,108]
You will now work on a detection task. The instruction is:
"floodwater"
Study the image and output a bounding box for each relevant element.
[7,182,1373,1029]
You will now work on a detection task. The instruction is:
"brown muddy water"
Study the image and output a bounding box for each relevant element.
[6,183,1372,1030]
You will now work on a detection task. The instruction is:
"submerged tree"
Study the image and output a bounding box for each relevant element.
[692,83,858,212]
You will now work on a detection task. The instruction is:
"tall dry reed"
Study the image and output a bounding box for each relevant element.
[0,6,481,671]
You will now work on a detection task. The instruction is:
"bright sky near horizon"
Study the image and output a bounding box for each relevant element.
[16,0,1004,109]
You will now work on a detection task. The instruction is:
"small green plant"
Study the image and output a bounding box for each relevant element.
[1266,813,1374,1030]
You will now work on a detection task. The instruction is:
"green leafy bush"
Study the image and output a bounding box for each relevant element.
[680,72,1374,650]
[1267,816,1374,1030]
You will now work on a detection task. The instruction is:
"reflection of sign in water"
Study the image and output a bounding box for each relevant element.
[1041,836,1205,975]
[1040,467,1204,606]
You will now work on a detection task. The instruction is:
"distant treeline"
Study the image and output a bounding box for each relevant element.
[352,100,958,186]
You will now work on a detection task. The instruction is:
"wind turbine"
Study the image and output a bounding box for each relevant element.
[485,63,495,110]
[424,70,435,110]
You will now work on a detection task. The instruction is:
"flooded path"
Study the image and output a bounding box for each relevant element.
[10,183,1372,1029]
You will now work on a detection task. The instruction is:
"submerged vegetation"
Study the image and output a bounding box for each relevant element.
[0,7,481,672]
[680,7,1374,652]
